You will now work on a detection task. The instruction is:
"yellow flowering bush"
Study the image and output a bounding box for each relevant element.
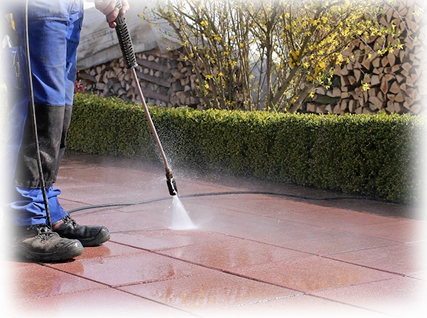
[147,0,399,112]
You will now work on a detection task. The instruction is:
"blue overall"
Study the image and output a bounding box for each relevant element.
[2,0,84,226]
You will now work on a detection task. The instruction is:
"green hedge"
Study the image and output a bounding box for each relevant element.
[69,93,425,204]
[69,95,427,203]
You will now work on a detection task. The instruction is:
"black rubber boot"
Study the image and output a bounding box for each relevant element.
[14,224,84,262]
[14,104,66,188]
[51,104,72,181]
[53,215,110,247]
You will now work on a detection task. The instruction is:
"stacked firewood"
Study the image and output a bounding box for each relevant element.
[307,0,426,115]
[79,0,425,115]
[77,47,199,108]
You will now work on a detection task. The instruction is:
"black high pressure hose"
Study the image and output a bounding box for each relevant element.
[67,190,396,215]
[23,0,52,227]
[67,192,415,226]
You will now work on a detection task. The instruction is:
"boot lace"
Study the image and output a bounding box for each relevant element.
[27,224,56,241]
[61,215,79,228]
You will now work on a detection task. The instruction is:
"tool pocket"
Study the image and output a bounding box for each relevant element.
[1,46,24,91]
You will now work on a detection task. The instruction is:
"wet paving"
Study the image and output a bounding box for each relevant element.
[2,152,427,318]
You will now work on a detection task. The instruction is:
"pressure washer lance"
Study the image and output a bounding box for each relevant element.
[113,0,177,196]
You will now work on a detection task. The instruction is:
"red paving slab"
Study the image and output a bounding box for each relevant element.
[119,270,299,314]
[158,236,313,269]
[311,276,427,318]
[203,293,390,318]
[8,262,107,300]
[2,152,426,318]
[339,219,424,243]
[47,244,212,287]
[229,255,396,292]
[16,286,187,317]
[328,241,425,276]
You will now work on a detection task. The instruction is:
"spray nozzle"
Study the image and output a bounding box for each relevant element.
[166,169,178,196]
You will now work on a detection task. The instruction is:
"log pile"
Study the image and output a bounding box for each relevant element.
[78,0,425,115]
[77,47,200,108]
[307,0,426,115]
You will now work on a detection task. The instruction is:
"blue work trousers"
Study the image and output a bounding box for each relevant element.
[2,0,84,226]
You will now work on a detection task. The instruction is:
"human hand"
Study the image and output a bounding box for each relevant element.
[95,0,130,28]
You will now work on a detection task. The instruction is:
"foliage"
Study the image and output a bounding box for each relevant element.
[142,0,400,112]
[69,93,424,204]
[68,94,157,159]
[0,86,427,204]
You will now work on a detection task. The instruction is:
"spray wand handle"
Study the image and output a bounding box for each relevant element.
[114,0,138,69]
[112,1,178,196]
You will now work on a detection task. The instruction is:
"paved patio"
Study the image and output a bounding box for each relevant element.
[2,152,426,318]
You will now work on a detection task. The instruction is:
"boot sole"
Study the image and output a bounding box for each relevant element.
[78,228,111,247]
[18,241,84,263]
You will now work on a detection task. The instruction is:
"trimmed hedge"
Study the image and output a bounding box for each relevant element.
[69,93,425,204]
[69,95,427,203]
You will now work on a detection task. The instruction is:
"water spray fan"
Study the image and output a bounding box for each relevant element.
[113,0,178,196]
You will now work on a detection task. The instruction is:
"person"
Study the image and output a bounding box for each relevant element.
[1,0,130,262]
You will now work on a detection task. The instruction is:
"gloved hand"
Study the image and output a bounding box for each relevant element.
[94,0,130,28]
